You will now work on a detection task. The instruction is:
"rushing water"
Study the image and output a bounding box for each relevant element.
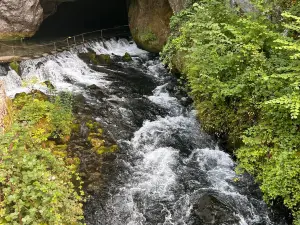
[0,38,287,225]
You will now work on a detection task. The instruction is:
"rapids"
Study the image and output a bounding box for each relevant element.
[0,38,287,225]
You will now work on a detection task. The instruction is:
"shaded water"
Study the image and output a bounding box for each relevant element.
[0,38,287,225]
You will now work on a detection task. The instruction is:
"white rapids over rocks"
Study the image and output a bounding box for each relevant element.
[0,38,286,225]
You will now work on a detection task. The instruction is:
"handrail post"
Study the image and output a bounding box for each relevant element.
[82,34,85,43]
[54,42,57,51]
[74,36,76,46]
[67,38,70,48]
[12,46,15,55]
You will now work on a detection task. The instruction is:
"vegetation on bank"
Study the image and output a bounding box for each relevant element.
[161,0,300,223]
[0,91,84,224]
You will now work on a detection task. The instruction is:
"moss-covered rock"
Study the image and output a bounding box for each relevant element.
[128,0,188,53]
[9,61,19,74]
[96,54,112,65]
[122,52,133,62]
[78,52,112,65]
[129,0,173,53]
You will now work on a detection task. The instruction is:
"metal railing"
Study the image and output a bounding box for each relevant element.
[0,25,130,59]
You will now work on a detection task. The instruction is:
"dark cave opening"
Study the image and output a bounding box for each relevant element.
[33,0,129,39]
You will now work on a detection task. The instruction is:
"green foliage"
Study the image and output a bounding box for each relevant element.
[139,30,157,43]
[87,120,118,155]
[122,52,133,62]
[0,92,83,224]
[9,61,19,74]
[162,0,300,223]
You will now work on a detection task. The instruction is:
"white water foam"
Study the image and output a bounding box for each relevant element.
[148,83,183,115]
[85,38,147,56]
[1,38,149,98]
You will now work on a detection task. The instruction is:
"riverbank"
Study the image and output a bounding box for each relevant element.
[161,1,300,223]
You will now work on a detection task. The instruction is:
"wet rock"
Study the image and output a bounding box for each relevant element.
[122,52,133,62]
[129,0,189,53]
[88,172,102,182]
[95,54,112,65]
[0,65,8,76]
[78,52,112,65]
[192,194,240,225]
[42,80,54,89]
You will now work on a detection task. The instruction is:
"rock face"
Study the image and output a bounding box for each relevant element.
[128,0,187,53]
[0,0,43,40]
[169,0,187,13]
[40,0,60,18]
[0,0,72,40]
[128,0,257,53]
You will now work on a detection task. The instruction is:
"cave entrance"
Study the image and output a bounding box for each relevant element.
[33,0,129,40]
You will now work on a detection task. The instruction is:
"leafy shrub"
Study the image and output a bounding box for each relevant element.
[0,92,83,224]
[162,0,300,223]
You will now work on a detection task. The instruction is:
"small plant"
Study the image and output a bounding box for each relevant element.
[0,91,83,224]
[140,30,157,43]
[9,61,19,74]
[123,52,133,62]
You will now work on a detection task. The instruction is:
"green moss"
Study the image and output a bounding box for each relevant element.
[86,121,118,155]
[97,54,112,64]
[96,145,118,155]
[139,30,157,43]
[9,61,19,74]
[123,52,133,62]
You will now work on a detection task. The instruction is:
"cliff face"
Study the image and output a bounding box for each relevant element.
[0,0,43,40]
[128,0,187,53]
[0,0,70,40]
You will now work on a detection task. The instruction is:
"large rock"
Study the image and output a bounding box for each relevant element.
[128,0,188,53]
[0,0,72,40]
[128,0,173,53]
[0,0,43,40]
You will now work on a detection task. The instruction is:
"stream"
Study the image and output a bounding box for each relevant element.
[0,38,287,225]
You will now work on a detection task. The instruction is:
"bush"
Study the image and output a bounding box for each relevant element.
[162,1,300,223]
[0,92,83,224]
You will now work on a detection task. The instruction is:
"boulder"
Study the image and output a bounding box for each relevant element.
[128,0,173,53]
[122,52,133,62]
[128,0,188,53]
[192,194,240,225]
[78,52,112,65]
[0,0,43,40]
